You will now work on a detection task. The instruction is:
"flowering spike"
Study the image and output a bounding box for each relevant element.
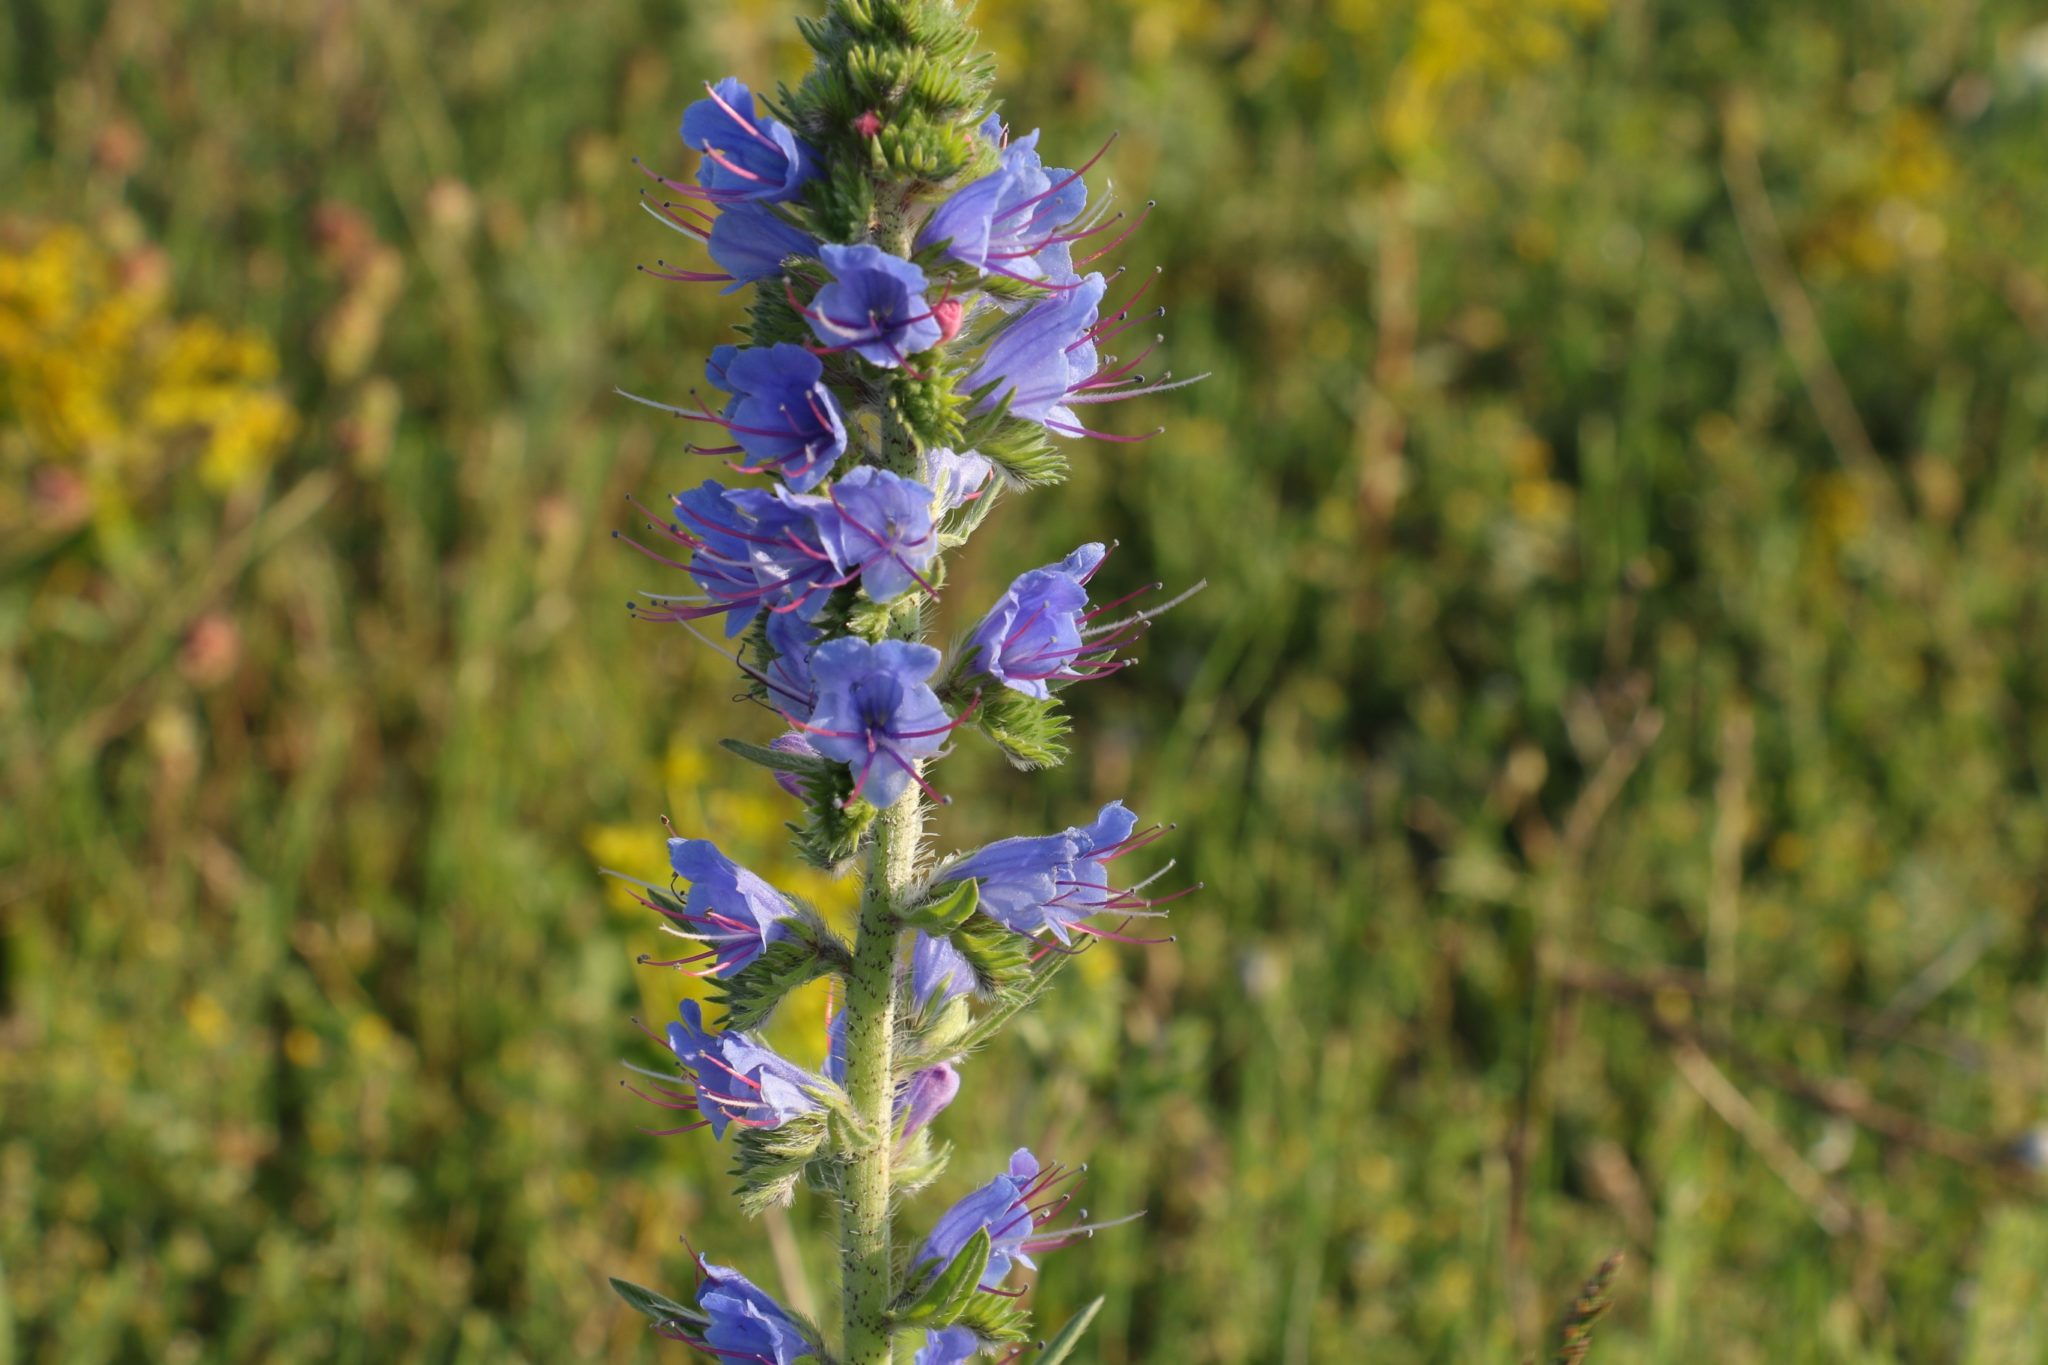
[608,12,1194,1362]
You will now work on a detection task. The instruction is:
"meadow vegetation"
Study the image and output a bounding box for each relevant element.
[6,0,2048,1359]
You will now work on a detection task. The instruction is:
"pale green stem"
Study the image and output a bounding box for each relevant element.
[841,784,922,1363]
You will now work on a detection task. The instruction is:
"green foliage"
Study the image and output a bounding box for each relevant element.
[733,1110,830,1215]
[960,393,1069,488]
[893,1226,990,1328]
[711,915,853,1031]
[887,364,965,450]
[898,877,979,934]
[889,1128,951,1201]
[608,1277,708,1334]
[790,0,997,209]
[947,1290,1031,1345]
[944,912,1037,1000]
[791,764,879,870]
[972,685,1071,769]
[1037,1297,1107,1365]
[741,267,817,347]
[721,735,831,780]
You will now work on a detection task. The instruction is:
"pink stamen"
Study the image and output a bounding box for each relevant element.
[698,143,766,183]
[1077,199,1155,264]
[700,81,780,151]
[993,131,1118,225]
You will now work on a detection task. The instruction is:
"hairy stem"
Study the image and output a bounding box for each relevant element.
[842,785,922,1363]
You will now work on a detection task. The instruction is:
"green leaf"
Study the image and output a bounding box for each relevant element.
[974,687,1070,769]
[894,1227,991,1328]
[792,762,877,871]
[732,1109,830,1216]
[720,737,830,778]
[608,1277,706,1333]
[948,912,1035,999]
[949,1290,1032,1344]
[710,915,851,1032]
[1037,1297,1106,1364]
[900,877,978,933]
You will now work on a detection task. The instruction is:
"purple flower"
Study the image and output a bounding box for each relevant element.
[624,481,844,636]
[898,1063,960,1143]
[779,467,938,604]
[938,831,1074,939]
[917,128,1090,286]
[763,613,822,719]
[964,272,1105,433]
[915,1326,978,1365]
[705,344,847,491]
[920,447,994,511]
[666,1000,823,1139]
[914,1148,1137,1293]
[965,542,1111,699]
[680,78,816,204]
[803,244,943,367]
[914,1148,1051,1289]
[664,838,799,974]
[940,801,1169,945]
[911,930,975,1010]
[798,637,957,808]
[687,1258,819,1363]
[706,202,818,291]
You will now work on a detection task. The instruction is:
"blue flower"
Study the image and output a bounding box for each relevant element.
[1066,799,1142,905]
[705,344,847,491]
[939,801,1150,944]
[667,1000,823,1139]
[665,838,800,974]
[680,78,816,204]
[691,1258,820,1362]
[799,637,953,808]
[762,612,822,716]
[640,481,843,636]
[917,128,1088,286]
[804,244,943,367]
[915,1326,978,1365]
[920,447,994,511]
[965,542,1109,699]
[914,1148,1048,1289]
[782,467,938,604]
[911,930,975,1010]
[937,831,1075,939]
[706,202,818,291]
[964,272,1106,433]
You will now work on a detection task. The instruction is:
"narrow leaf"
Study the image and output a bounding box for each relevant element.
[720,737,829,777]
[894,1227,991,1327]
[1036,1297,1106,1365]
[609,1277,706,1332]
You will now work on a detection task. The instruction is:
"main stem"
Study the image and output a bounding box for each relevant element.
[842,784,921,1363]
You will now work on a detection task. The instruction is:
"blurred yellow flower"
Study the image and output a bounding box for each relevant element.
[0,221,297,537]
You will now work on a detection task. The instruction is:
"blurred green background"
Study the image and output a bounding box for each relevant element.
[8,0,2048,1359]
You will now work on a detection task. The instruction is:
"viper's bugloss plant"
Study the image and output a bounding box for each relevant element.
[606,5,1202,1359]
